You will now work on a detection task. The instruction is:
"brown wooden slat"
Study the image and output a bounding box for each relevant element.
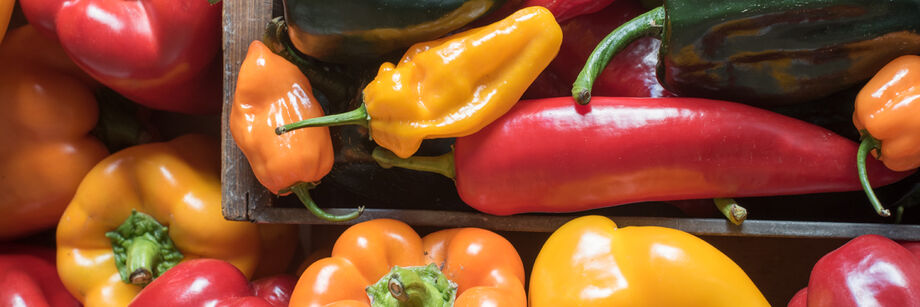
[251,207,920,240]
[221,0,275,221]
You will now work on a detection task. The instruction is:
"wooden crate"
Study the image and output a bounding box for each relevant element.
[220,2,920,304]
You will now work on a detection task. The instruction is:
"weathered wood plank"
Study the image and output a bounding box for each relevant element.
[221,0,275,221]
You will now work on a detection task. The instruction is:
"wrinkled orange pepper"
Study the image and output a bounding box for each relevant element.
[56,135,265,307]
[290,219,526,307]
[0,25,108,240]
[530,216,769,306]
[854,55,920,217]
[276,6,563,158]
[230,40,362,221]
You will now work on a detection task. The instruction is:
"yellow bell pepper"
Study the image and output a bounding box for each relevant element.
[276,6,563,158]
[530,216,769,306]
[56,135,263,307]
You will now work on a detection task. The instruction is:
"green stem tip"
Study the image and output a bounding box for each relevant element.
[289,182,364,222]
[372,147,456,180]
[857,133,890,217]
[366,264,457,307]
[572,6,665,105]
[276,104,369,135]
[714,198,747,226]
[105,210,183,286]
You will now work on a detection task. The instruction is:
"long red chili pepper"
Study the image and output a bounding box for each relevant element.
[373,97,912,216]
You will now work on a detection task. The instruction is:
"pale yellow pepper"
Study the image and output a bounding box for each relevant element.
[276,6,563,158]
[530,216,769,307]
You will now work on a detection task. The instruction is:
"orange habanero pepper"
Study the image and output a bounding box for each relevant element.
[56,135,264,307]
[854,55,920,217]
[230,40,362,222]
[276,6,563,158]
[0,25,108,240]
[290,219,526,307]
[530,216,769,307]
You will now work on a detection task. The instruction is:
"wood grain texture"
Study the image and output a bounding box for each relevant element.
[221,0,274,221]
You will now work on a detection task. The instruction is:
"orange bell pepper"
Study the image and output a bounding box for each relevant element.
[530,216,769,306]
[0,0,12,43]
[56,135,264,307]
[0,25,108,240]
[854,55,920,217]
[276,6,563,158]
[230,40,362,221]
[290,219,526,307]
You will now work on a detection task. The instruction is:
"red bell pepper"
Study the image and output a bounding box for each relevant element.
[0,246,80,307]
[522,0,616,23]
[19,0,222,114]
[373,97,911,215]
[788,235,920,307]
[129,259,295,307]
[525,0,673,99]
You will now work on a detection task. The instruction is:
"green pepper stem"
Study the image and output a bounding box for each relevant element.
[366,264,457,307]
[276,104,369,135]
[857,134,890,217]
[372,147,456,180]
[105,210,183,286]
[714,198,747,226]
[572,6,665,105]
[290,182,364,222]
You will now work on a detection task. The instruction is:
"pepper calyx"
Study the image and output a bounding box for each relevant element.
[366,263,457,307]
[105,210,183,286]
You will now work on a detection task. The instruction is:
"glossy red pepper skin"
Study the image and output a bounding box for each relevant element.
[0,246,80,307]
[521,0,615,23]
[804,235,920,307]
[129,259,294,307]
[453,97,910,215]
[19,0,222,114]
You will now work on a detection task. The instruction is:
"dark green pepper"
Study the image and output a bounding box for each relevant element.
[283,0,508,64]
[573,0,920,106]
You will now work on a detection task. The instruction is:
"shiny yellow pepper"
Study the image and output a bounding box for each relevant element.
[530,216,769,307]
[276,6,563,158]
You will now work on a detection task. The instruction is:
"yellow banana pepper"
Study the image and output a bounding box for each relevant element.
[530,216,769,307]
[276,6,563,158]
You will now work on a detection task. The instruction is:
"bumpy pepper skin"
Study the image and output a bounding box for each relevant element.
[284,0,508,63]
[56,135,262,307]
[130,259,294,307]
[230,40,334,194]
[0,26,108,240]
[530,215,769,306]
[290,219,526,307]
[0,246,80,307]
[362,6,562,158]
[805,235,920,307]
[854,55,920,172]
[19,0,222,114]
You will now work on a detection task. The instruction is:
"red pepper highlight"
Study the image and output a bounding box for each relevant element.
[0,246,80,307]
[375,97,911,216]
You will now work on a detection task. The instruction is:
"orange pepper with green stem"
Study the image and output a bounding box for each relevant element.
[530,216,769,306]
[56,135,264,307]
[854,55,920,217]
[290,219,526,307]
[276,6,563,158]
[230,40,362,221]
[0,25,108,240]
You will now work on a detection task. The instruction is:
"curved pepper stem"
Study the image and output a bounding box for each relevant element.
[289,182,364,222]
[366,264,457,307]
[276,104,369,135]
[105,210,183,286]
[714,198,747,225]
[857,134,891,217]
[372,147,456,180]
[572,6,665,105]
